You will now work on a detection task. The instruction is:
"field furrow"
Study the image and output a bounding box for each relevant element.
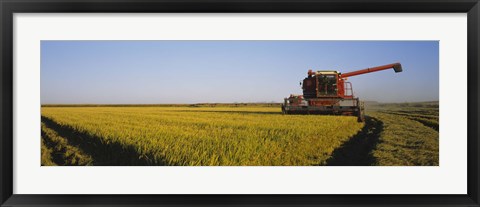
[41,122,94,166]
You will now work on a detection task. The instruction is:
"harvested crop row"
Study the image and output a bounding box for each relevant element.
[369,112,439,166]
[380,111,439,131]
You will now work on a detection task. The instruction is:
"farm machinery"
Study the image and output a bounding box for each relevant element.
[281,63,403,122]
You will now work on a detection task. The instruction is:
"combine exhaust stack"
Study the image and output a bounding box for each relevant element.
[282,63,403,122]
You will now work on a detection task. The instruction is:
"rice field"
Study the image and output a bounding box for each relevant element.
[41,103,439,166]
[41,106,364,166]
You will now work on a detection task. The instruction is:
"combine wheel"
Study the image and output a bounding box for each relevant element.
[281,105,287,114]
[357,101,365,122]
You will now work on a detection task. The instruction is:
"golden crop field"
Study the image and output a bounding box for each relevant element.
[41,103,439,166]
[41,106,364,166]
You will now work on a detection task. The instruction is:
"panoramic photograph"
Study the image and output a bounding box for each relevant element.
[40,41,439,166]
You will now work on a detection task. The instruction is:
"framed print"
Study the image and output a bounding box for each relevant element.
[1,0,479,206]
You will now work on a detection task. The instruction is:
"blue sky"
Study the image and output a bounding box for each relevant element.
[41,41,438,104]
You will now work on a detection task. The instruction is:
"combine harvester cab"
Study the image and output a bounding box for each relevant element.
[282,63,403,122]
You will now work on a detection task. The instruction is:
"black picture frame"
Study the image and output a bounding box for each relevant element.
[1,0,479,206]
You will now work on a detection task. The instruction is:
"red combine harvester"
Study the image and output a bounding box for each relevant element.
[281,63,403,122]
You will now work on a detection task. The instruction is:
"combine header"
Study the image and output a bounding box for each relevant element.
[281,63,403,122]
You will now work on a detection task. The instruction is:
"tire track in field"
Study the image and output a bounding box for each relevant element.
[41,116,163,166]
[41,137,57,166]
[41,123,93,166]
[325,116,383,166]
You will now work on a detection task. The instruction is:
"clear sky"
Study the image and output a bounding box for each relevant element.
[41,41,438,104]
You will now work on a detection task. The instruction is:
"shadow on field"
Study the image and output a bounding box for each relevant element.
[325,116,383,166]
[41,116,163,166]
